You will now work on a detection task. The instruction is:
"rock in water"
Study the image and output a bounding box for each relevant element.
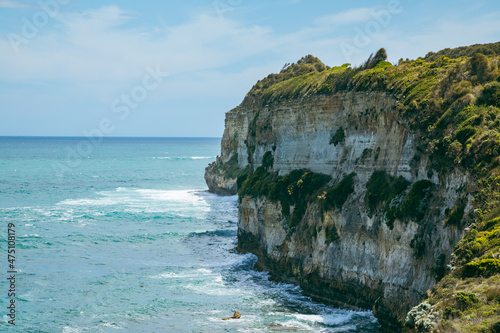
[222,311,241,320]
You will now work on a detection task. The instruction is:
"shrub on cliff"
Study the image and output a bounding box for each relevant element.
[238,157,333,231]
[261,151,274,169]
[360,48,388,70]
[469,53,494,82]
[323,173,356,211]
[399,180,433,222]
[461,259,500,278]
[423,41,500,61]
[478,82,500,107]
[269,170,331,229]
[329,127,345,146]
[454,291,479,310]
[365,171,410,213]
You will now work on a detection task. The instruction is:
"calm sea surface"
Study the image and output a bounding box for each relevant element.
[0,137,380,332]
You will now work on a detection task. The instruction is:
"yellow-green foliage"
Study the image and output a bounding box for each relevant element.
[247,55,334,104]
[424,216,500,332]
[423,42,500,62]
[455,217,500,264]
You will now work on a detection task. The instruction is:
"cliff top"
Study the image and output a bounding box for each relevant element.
[240,42,500,178]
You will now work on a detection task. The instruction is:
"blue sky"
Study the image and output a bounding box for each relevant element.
[1,0,500,137]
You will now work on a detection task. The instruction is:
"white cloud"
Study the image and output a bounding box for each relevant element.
[316,7,378,27]
[377,10,500,63]
[0,6,278,86]
[0,0,33,8]
[1,4,500,120]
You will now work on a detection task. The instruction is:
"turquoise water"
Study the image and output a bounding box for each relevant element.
[0,137,380,332]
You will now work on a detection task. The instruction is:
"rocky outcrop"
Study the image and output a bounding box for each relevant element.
[206,91,472,331]
[205,157,237,195]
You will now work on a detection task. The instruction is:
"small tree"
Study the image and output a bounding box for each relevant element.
[469,53,490,81]
[361,48,388,69]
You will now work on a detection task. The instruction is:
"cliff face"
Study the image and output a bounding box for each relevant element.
[206,91,471,330]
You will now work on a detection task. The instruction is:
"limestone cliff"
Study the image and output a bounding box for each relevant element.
[206,48,500,332]
[207,91,470,330]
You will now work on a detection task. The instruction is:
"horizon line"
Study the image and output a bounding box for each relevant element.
[0,135,222,139]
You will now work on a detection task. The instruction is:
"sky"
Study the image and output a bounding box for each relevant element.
[1,0,500,137]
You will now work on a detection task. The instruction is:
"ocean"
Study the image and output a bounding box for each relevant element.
[0,137,380,332]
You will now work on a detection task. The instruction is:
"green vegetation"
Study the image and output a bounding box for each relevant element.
[365,171,418,228]
[446,200,466,226]
[323,173,356,211]
[365,171,410,212]
[425,215,500,332]
[239,164,332,230]
[261,150,274,169]
[247,55,333,105]
[455,217,500,265]
[398,180,433,222]
[454,291,480,310]
[461,259,500,278]
[208,153,241,179]
[238,153,356,231]
[360,47,389,70]
[423,41,500,62]
[329,127,345,146]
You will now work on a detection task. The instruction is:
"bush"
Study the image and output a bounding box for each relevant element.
[461,259,500,278]
[469,53,491,81]
[446,201,466,226]
[238,166,273,198]
[423,42,500,61]
[405,301,435,329]
[323,173,356,210]
[237,172,249,189]
[491,320,500,333]
[443,306,460,319]
[330,127,345,146]
[454,291,479,310]
[365,171,410,212]
[262,151,274,169]
[455,125,477,145]
[361,48,388,70]
[264,169,331,230]
[399,180,433,221]
[483,217,500,231]
[477,82,500,107]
